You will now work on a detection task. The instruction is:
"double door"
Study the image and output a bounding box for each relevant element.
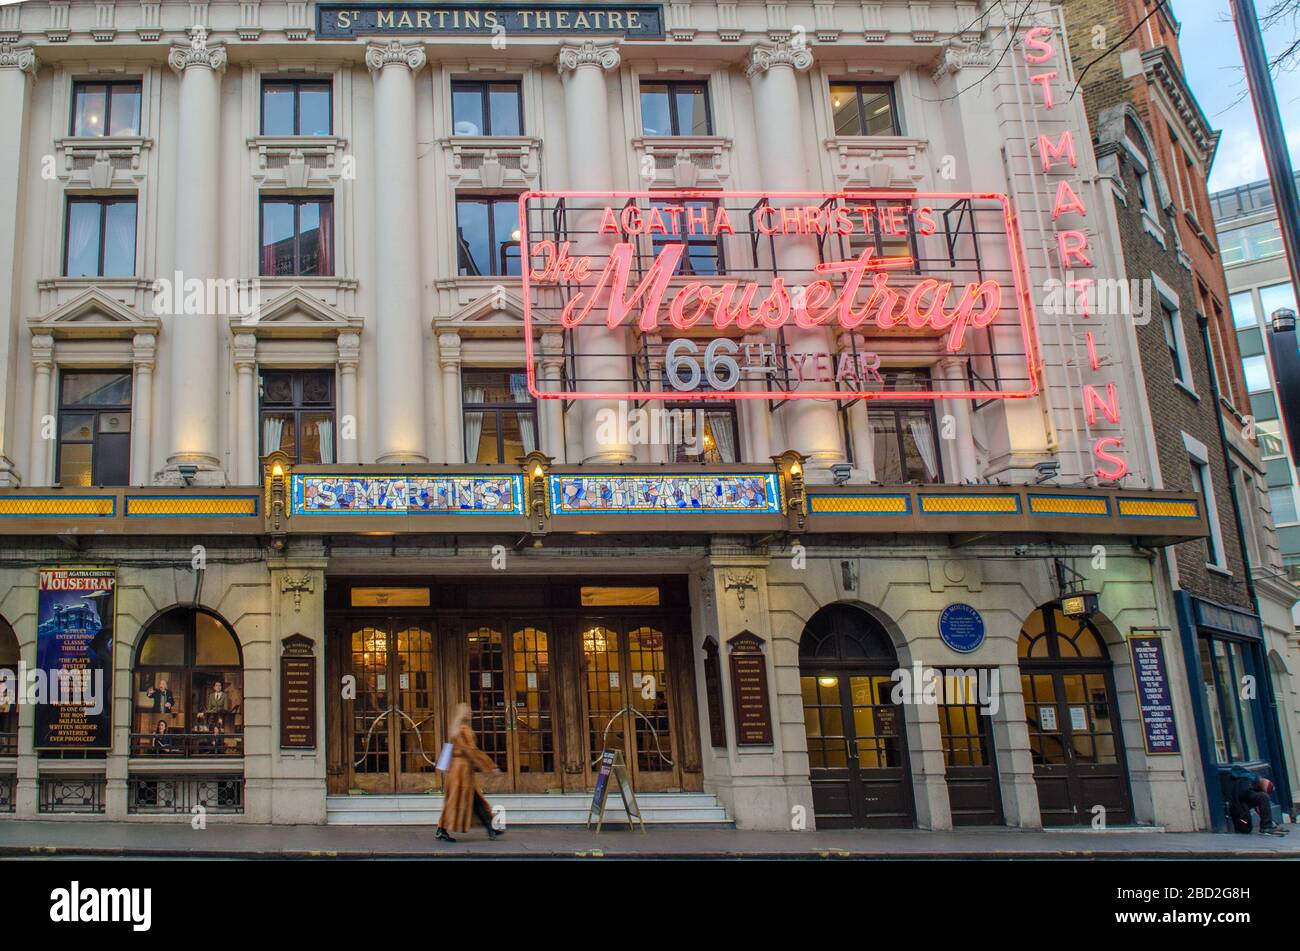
[800,669,915,828]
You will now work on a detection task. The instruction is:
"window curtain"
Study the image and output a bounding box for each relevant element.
[317,203,334,276]
[908,416,938,482]
[705,411,736,463]
[260,234,277,276]
[66,205,98,275]
[509,376,537,453]
[105,202,137,274]
[263,415,285,458]
[462,386,486,463]
[317,419,334,464]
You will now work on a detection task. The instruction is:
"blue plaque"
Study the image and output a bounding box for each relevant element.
[938,603,985,653]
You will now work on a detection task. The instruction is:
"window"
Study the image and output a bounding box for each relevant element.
[639,81,711,136]
[132,607,243,758]
[1160,298,1186,383]
[1242,354,1271,394]
[651,199,725,275]
[260,370,336,464]
[1198,636,1261,764]
[1189,456,1224,567]
[846,199,920,272]
[461,369,537,463]
[71,80,141,136]
[829,82,899,136]
[1258,282,1298,326]
[456,196,520,276]
[1134,162,1154,213]
[1220,221,1284,265]
[1230,290,1258,329]
[260,197,333,276]
[868,372,942,483]
[664,403,741,463]
[1256,418,1286,457]
[0,617,18,756]
[64,197,136,277]
[261,79,332,136]
[451,80,523,136]
[56,371,131,487]
[1270,486,1298,525]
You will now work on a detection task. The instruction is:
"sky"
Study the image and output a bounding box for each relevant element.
[1174,0,1300,194]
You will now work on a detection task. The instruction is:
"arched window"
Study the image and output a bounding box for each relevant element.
[0,616,18,756]
[132,607,243,757]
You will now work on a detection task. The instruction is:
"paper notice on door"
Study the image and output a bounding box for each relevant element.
[1070,706,1088,731]
[376,674,386,691]
[527,672,537,690]
[609,672,619,689]
[399,673,409,689]
[1040,705,1057,731]
[480,672,493,689]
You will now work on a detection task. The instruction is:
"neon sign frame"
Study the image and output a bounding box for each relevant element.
[518,189,1043,403]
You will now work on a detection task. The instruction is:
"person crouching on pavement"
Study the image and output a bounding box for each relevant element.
[436,702,503,842]
[1230,764,1289,836]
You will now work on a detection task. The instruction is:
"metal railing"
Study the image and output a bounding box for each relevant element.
[130,732,244,758]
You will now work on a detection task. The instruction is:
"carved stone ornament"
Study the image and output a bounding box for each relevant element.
[168,25,227,74]
[0,43,39,75]
[745,40,814,78]
[281,573,315,611]
[724,570,759,611]
[931,39,995,83]
[365,40,427,75]
[556,40,621,74]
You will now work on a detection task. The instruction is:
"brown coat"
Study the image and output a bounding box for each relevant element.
[438,722,496,832]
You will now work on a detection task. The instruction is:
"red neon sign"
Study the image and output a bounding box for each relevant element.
[518,190,1042,403]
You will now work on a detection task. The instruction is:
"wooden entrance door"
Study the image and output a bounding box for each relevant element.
[337,618,441,793]
[579,619,683,791]
[1019,607,1133,826]
[464,622,559,793]
[938,669,1004,826]
[799,604,916,829]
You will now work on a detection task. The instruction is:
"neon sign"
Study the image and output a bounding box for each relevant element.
[519,190,1041,403]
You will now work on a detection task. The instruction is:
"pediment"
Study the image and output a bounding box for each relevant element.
[28,287,161,339]
[229,286,362,338]
[442,285,527,328]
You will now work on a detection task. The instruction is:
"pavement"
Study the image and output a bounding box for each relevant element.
[1,820,1299,858]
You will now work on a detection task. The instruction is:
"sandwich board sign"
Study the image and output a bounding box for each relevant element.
[587,748,645,833]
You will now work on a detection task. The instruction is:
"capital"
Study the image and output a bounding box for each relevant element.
[0,43,39,77]
[745,41,813,79]
[365,41,427,76]
[557,40,621,75]
[168,25,227,75]
[336,331,361,367]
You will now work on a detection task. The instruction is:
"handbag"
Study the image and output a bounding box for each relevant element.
[436,741,453,772]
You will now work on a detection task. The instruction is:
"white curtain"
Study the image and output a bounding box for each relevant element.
[462,386,486,463]
[908,416,938,482]
[510,376,537,453]
[263,415,285,457]
[705,412,736,463]
[66,206,98,275]
[317,419,334,464]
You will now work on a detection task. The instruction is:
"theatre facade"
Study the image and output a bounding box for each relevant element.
[0,0,1262,832]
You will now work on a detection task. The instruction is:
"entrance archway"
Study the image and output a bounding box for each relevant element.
[799,603,915,828]
[0,616,17,756]
[1017,605,1133,826]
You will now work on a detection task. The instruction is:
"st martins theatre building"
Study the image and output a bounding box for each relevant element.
[0,0,1294,834]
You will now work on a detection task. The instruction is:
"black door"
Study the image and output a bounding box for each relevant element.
[938,669,1004,826]
[800,605,915,829]
[1019,607,1133,826]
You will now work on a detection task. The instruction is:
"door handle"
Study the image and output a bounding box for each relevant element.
[847,737,859,760]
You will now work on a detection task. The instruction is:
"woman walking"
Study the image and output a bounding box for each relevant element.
[436,702,503,842]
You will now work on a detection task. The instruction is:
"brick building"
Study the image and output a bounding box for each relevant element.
[1064,0,1299,826]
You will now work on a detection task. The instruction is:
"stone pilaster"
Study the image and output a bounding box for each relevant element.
[233,333,258,484]
[131,333,157,485]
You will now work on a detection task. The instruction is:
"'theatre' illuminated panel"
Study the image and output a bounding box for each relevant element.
[519,190,1040,403]
[292,474,525,515]
[549,472,780,514]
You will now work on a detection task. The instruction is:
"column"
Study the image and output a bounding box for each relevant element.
[438,332,464,463]
[367,41,428,463]
[557,41,632,464]
[232,333,257,484]
[131,333,156,485]
[747,43,845,475]
[540,332,567,463]
[27,335,53,487]
[0,45,38,486]
[939,357,978,482]
[165,27,226,482]
[336,332,360,464]
[741,333,773,463]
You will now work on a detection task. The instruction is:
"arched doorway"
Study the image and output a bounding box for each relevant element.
[132,607,244,758]
[799,604,914,828]
[1018,605,1133,826]
[0,616,17,757]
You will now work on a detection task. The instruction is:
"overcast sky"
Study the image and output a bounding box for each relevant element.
[1174,0,1300,194]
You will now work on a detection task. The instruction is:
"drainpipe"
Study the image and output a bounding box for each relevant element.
[1196,313,1293,811]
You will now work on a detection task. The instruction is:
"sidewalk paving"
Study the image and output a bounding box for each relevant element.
[1,820,1298,858]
